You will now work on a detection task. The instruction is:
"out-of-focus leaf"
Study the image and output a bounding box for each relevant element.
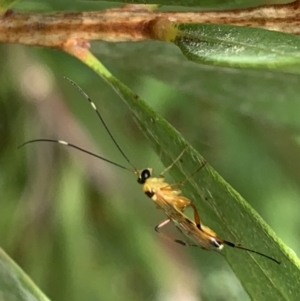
[171,23,300,67]
[0,248,51,301]
[94,41,300,131]
[0,0,19,10]
[76,0,264,9]
[74,50,300,301]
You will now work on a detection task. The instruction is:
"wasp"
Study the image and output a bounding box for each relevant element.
[20,78,280,264]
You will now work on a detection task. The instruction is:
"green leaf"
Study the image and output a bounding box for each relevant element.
[0,248,51,301]
[78,0,262,8]
[94,41,300,130]
[170,23,300,68]
[77,52,300,301]
[0,0,20,10]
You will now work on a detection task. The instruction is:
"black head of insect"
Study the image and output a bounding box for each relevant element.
[136,168,153,184]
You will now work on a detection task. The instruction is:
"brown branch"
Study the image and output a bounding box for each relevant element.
[0,1,300,48]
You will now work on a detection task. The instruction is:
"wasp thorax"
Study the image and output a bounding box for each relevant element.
[137,168,152,184]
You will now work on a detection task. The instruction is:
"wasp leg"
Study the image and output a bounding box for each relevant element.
[159,146,188,177]
[168,160,207,188]
[190,203,201,230]
[155,218,197,247]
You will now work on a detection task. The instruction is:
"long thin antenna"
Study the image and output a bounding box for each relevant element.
[224,240,280,264]
[19,139,131,172]
[64,77,137,171]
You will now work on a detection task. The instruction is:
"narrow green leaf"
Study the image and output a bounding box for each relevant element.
[172,23,300,67]
[0,0,20,10]
[76,51,300,301]
[78,0,262,9]
[93,41,300,130]
[0,248,51,301]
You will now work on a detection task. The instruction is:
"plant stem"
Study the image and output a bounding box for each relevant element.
[0,1,300,48]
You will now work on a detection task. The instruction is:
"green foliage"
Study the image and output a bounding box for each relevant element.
[1,1,300,301]
[174,24,300,68]
[80,51,300,301]
[79,0,262,8]
[0,249,50,301]
[0,0,19,9]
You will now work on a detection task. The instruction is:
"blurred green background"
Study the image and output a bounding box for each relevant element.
[0,0,300,300]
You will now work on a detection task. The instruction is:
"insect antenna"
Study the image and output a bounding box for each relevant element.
[63,77,137,172]
[19,78,137,173]
[223,240,280,264]
[18,139,130,171]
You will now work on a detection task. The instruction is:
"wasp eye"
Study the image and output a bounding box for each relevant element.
[137,169,151,184]
[142,169,151,179]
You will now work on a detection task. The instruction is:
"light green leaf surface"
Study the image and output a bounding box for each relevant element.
[0,0,19,10]
[94,41,300,130]
[173,24,300,68]
[0,248,50,301]
[77,52,300,301]
[79,0,262,8]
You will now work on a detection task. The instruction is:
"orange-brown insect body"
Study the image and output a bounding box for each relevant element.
[157,202,280,264]
[137,168,191,212]
[166,204,224,250]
